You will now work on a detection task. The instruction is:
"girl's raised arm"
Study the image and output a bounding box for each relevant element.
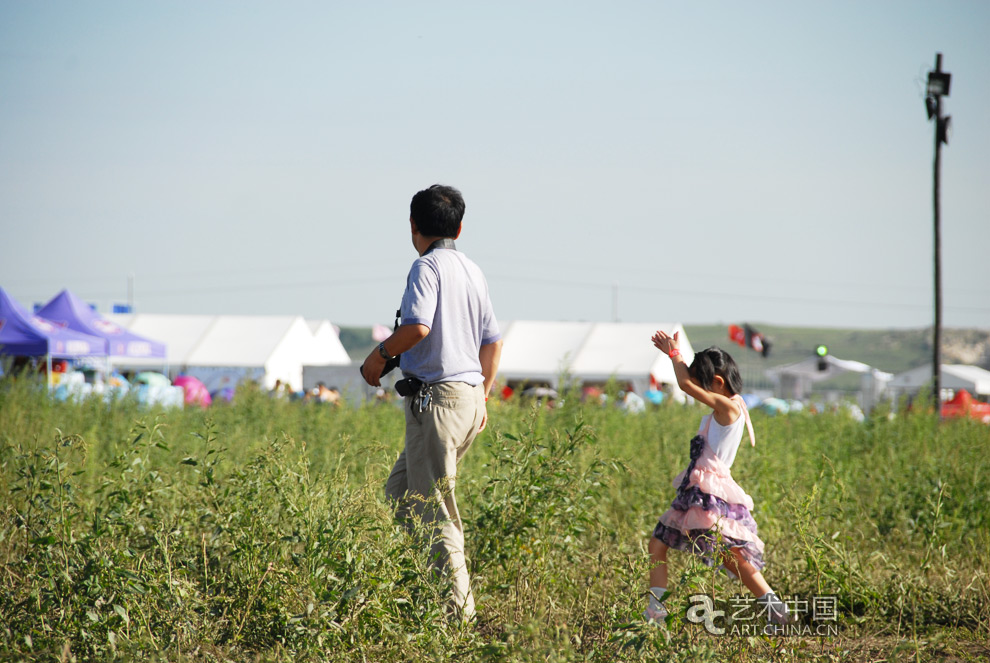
[651,330,738,424]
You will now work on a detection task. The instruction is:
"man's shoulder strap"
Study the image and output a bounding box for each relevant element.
[424,238,456,254]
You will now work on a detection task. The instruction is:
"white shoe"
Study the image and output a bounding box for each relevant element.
[643,604,668,624]
[759,594,791,625]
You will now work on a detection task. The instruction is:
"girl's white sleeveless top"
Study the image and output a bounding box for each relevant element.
[701,412,746,468]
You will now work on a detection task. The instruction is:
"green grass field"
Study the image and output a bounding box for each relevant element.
[1,377,988,662]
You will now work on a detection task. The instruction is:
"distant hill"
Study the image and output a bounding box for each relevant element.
[337,326,377,362]
[336,323,990,393]
[683,324,990,392]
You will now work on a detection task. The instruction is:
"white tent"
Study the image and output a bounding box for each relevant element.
[307,320,352,365]
[888,364,990,398]
[107,313,351,392]
[497,321,694,396]
[498,321,595,384]
[182,316,308,391]
[765,354,893,410]
[765,354,890,382]
[108,313,216,372]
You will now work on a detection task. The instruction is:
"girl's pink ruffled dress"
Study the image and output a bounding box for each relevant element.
[653,396,765,570]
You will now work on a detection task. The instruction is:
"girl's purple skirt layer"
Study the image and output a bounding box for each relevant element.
[654,436,766,571]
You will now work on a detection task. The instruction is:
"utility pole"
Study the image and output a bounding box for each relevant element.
[925,53,951,415]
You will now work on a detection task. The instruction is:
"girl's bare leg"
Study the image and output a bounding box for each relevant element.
[648,536,669,589]
[723,548,790,624]
[722,548,771,597]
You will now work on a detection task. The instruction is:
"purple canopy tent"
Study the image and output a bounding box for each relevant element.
[0,287,106,387]
[37,289,166,360]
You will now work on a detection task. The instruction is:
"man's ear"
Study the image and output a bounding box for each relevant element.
[410,218,419,235]
[455,225,462,239]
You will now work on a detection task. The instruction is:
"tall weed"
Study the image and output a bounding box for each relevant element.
[0,374,987,661]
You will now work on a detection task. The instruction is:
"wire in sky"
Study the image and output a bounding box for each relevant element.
[486,273,990,315]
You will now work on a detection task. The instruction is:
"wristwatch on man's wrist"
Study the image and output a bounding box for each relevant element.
[378,342,394,361]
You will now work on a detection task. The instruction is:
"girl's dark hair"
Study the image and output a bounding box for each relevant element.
[689,346,743,395]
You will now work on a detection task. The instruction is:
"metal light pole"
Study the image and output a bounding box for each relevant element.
[925,53,951,414]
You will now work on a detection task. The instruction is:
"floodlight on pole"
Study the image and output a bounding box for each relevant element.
[925,53,950,416]
[927,69,951,97]
[816,345,828,372]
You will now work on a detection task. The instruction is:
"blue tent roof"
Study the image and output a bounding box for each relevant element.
[0,287,106,358]
[37,289,166,358]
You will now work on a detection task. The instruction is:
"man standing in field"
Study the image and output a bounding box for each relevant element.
[361,184,502,621]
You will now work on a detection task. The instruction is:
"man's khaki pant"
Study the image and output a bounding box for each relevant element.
[384,381,485,619]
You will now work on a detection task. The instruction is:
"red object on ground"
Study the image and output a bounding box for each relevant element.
[941,389,990,423]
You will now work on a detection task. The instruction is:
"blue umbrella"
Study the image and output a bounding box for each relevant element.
[741,393,763,409]
[759,398,790,416]
[135,371,170,387]
[644,389,665,405]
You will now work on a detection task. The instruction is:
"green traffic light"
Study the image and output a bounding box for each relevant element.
[816,345,828,357]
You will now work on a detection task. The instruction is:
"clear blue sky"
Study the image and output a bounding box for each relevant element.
[2,1,988,329]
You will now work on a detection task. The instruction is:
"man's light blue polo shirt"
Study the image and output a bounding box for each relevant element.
[399,247,500,385]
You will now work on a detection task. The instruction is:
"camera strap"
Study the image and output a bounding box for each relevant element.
[424,238,456,254]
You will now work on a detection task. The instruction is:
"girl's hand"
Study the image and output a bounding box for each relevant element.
[651,330,680,356]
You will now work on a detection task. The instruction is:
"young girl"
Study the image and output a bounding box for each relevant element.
[644,330,789,625]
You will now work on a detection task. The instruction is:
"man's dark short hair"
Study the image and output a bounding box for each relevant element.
[410,184,465,238]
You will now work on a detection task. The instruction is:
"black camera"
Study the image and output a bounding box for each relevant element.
[359,309,401,380]
[381,308,401,375]
[381,354,400,376]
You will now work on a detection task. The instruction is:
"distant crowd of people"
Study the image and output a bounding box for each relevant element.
[269,379,342,405]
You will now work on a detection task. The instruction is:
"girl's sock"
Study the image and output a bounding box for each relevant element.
[648,587,667,612]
